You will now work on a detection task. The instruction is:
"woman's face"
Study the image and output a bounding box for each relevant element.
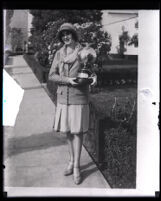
[61,30,75,45]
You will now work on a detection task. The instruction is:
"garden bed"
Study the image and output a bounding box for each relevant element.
[83,86,137,188]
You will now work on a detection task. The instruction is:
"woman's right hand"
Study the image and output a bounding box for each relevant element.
[68,77,78,86]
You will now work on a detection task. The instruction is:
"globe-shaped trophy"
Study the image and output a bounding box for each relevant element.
[75,47,97,85]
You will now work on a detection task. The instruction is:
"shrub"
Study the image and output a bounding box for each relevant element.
[29,10,112,69]
[10,28,23,53]
[84,87,137,188]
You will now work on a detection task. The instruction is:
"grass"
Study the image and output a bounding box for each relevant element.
[84,86,137,188]
[90,86,136,118]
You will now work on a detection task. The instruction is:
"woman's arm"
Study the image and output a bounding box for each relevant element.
[48,51,70,85]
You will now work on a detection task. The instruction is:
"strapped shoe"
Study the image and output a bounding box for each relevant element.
[64,161,74,176]
[73,167,82,185]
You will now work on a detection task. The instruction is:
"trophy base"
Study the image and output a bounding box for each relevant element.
[75,77,93,86]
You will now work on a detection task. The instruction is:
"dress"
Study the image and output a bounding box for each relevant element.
[54,103,89,134]
[48,43,92,134]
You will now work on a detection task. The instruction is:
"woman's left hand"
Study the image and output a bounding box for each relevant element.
[68,77,78,86]
[90,74,97,86]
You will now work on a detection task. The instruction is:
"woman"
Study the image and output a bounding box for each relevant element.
[48,23,97,185]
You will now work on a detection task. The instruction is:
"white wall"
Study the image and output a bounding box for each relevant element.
[102,10,138,55]
[10,10,28,43]
[27,11,33,38]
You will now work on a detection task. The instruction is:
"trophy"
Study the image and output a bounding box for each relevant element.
[75,47,97,85]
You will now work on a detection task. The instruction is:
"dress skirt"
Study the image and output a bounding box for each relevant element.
[54,103,89,134]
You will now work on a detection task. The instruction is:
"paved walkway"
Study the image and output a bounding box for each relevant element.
[3,55,110,196]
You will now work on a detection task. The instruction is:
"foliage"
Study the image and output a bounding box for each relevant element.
[74,22,111,65]
[5,10,14,44]
[29,10,111,68]
[10,28,23,52]
[84,87,137,188]
[30,10,102,32]
[103,125,136,188]
[103,97,136,188]
[116,30,130,56]
[128,33,138,47]
[116,22,138,55]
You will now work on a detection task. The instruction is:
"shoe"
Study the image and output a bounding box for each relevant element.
[73,167,81,185]
[64,162,74,176]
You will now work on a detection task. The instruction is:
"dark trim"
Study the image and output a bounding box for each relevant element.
[1,0,160,9]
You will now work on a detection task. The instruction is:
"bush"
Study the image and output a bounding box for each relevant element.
[10,28,23,53]
[84,87,137,188]
[103,125,136,188]
[28,10,112,69]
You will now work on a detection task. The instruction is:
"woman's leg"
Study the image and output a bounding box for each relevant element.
[73,132,83,184]
[66,132,74,163]
[73,132,83,168]
[64,132,74,176]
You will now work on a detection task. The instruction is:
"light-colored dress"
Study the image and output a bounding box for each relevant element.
[54,103,89,134]
[49,43,94,134]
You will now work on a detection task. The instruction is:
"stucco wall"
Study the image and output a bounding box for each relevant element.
[102,10,138,55]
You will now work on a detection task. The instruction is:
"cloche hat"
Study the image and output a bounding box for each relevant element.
[57,23,79,42]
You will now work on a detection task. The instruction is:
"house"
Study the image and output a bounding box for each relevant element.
[102,10,138,55]
[6,9,33,51]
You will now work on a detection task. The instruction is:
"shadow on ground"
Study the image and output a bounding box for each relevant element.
[6,131,67,158]
[4,67,13,76]
[81,162,98,182]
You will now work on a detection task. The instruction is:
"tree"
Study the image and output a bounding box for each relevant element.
[116,26,130,58]
[29,10,111,68]
[128,33,138,47]
[10,28,23,52]
[128,21,138,47]
[30,9,102,31]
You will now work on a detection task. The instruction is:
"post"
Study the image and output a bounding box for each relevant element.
[96,118,105,165]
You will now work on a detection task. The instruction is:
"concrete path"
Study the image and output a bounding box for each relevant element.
[3,55,110,195]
